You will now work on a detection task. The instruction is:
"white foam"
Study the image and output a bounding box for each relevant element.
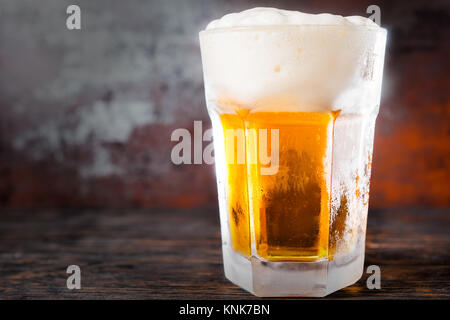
[205,8,379,30]
[200,8,386,114]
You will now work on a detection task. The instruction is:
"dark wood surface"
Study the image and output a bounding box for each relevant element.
[0,207,448,299]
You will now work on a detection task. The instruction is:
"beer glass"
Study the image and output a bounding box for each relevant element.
[199,25,387,296]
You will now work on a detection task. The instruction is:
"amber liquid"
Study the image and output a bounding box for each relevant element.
[220,111,336,262]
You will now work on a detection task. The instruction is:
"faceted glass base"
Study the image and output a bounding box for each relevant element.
[222,243,365,297]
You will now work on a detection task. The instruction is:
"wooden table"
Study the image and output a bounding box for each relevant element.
[0,208,448,299]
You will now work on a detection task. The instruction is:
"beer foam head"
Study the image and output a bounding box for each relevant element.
[205,7,378,30]
[200,8,386,114]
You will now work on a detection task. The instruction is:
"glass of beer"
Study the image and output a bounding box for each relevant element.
[199,8,387,297]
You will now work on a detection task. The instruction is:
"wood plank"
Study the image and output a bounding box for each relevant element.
[0,208,448,299]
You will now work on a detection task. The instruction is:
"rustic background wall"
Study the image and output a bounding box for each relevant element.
[0,0,449,208]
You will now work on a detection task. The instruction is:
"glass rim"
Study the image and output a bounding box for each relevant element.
[199,24,387,36]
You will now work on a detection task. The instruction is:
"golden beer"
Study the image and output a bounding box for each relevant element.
[221,111,335,261]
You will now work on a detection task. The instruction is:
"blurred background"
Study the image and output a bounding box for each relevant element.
[0,0,449,209]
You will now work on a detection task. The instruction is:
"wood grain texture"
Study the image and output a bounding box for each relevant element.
[0,208,448,299]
